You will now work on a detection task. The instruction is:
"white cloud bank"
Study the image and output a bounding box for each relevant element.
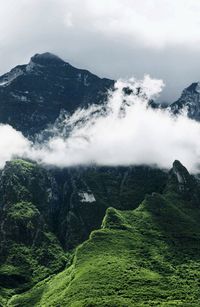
[0,125,29,168]
[2,0,200,51]
[2,76,200,173]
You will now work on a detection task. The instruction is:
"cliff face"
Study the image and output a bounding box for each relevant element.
[170,82,200,121]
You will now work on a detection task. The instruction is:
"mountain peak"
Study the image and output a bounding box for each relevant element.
[172,160,190,185]
[0,53,113,136]
[170,160,196,195]
[30,52,66,66]
[170,81,200,120]
[172,160,189,177]
[186,82,200,94]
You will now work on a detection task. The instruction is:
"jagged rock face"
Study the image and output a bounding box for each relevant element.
[53,166,168,249]
[170,82,200,120]
[171,160,191,191]
[166,160,200,205]
[0,52,114,136]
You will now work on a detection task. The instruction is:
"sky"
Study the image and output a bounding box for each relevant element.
[1,0,200,102]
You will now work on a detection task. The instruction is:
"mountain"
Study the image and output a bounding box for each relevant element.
[2,52,200,139]
[170,82,200,120]
[1,54,200,305]
[0,159,168,304]
[0,52,114,136]
[6,160,200,306]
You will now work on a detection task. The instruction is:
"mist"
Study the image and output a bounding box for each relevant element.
[0,125,29,168]
[1,75,200,173]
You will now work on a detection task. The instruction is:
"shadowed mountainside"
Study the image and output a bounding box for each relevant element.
[0,52,114,136]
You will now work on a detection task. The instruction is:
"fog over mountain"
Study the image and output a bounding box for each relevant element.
[1,55,200,173]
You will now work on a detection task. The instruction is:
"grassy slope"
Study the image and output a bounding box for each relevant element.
[0,159,168,305]
[9,189,200,306]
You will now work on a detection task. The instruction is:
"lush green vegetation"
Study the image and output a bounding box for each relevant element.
[0,160,67,304]
[2,159,200,306]
[8,165,200,306]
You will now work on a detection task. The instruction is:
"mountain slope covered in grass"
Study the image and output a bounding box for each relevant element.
[0,159,167,305]
[0,160,67,306]
[8,161,200,306]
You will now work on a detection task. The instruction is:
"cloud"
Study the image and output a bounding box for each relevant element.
[8,75,197,173]
[2,0,200,52]
[2,75,200,172]
[86,0,200,48]
[70,0,200,49]
[0,125,29,168]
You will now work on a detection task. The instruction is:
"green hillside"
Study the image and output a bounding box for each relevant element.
[0,159,167,305]
[8,161,200,306]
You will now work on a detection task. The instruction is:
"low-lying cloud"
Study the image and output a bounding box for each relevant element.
[1,75,200,173]
[0,125,29,168]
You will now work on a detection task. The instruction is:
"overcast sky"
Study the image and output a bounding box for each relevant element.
[1,0,200,102]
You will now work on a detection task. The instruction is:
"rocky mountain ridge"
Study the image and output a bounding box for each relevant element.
[1,51,200,140]
[0,52,114,136]
[169,82,200,120]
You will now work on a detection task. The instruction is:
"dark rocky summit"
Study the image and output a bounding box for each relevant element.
[170,82,200,120]
[0,52,114,136]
